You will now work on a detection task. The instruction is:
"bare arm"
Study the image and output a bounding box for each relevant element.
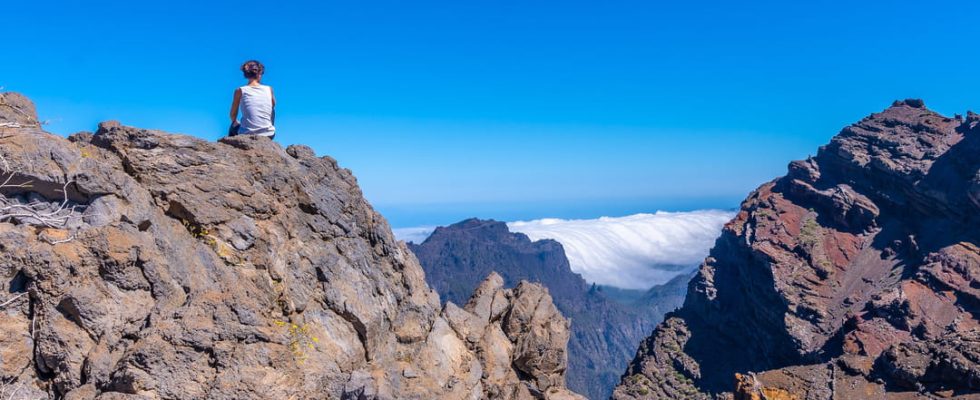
[269,86,276,124]
[229,88,242,123]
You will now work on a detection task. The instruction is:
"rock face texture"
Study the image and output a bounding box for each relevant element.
[613,100,980,399]
[0,92,40,129]
[410,219,689,399]
[0,92,583,400]
[443,273,582,400]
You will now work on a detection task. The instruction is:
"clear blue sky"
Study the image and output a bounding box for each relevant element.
[5,1,979,227]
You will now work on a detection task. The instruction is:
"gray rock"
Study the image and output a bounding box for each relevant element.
[0,92,583,400]
[410,218,689,399]
[0,92,39,128]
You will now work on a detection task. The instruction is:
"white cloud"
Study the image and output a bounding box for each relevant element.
[393,226,436,244]
[393,210,735,290]
[507,210,734,290]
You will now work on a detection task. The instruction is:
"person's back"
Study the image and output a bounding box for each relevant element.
[230,60,276,138]
[239,84,274,135]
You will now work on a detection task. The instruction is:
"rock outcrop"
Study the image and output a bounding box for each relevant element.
[0,92,40,129]
[0,92,583,400]
[410,219,688,399]
[614,100,979,399]
[443,273,582,400]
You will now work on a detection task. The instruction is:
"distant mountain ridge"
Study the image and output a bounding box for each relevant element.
[409,218,689,399]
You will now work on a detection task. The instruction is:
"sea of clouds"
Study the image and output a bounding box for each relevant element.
[507,211,735,289]
[393,210,735,290]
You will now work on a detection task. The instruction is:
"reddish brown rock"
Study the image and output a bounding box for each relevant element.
[614,100,980,399]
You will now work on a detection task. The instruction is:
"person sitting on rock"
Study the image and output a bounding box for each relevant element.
[229,60,276,139]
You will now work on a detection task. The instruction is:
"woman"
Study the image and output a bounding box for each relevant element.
[229,60,276,138]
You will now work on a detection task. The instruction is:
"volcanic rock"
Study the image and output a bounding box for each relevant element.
[410,218,689,399]
[0,92,583,400]
[613,100,980,399]
[0,92,40,129]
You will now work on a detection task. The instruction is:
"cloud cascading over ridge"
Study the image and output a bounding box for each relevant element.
[392,210,736,290]
[507,210,735,290]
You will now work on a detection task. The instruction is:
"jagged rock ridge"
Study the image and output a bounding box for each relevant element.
[0,92,584,400]
[613,99,980,399]
[409,219,689,399]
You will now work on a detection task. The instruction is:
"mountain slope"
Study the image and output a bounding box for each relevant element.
[410,219,688,399]
[613,100,980,399]
[0,92,583,400]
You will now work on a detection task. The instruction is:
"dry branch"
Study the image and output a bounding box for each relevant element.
[0,292,25,309]
[0,153,80,229]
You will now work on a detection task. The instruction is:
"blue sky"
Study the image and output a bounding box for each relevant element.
[5,1,980,227]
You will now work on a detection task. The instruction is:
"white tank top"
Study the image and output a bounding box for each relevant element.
[239,85,275,136]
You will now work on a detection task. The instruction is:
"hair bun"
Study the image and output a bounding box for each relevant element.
[241,60,265,79]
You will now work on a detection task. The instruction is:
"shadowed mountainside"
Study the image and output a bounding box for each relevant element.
[613,99,980,399]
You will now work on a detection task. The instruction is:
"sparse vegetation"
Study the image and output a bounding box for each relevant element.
[798,215,821,250]
[181,219,244,266]
[274,320,320,364]
[182,219,212,241]
[797,214,836,279]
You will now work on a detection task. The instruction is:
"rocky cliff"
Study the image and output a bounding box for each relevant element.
[410,219,688,399]
[0,92,584,400]
[613,100,980,399]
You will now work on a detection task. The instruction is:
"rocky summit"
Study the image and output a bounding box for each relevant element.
[409,219,689,399]
[0,92,584,400]
[613,100,980,399]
